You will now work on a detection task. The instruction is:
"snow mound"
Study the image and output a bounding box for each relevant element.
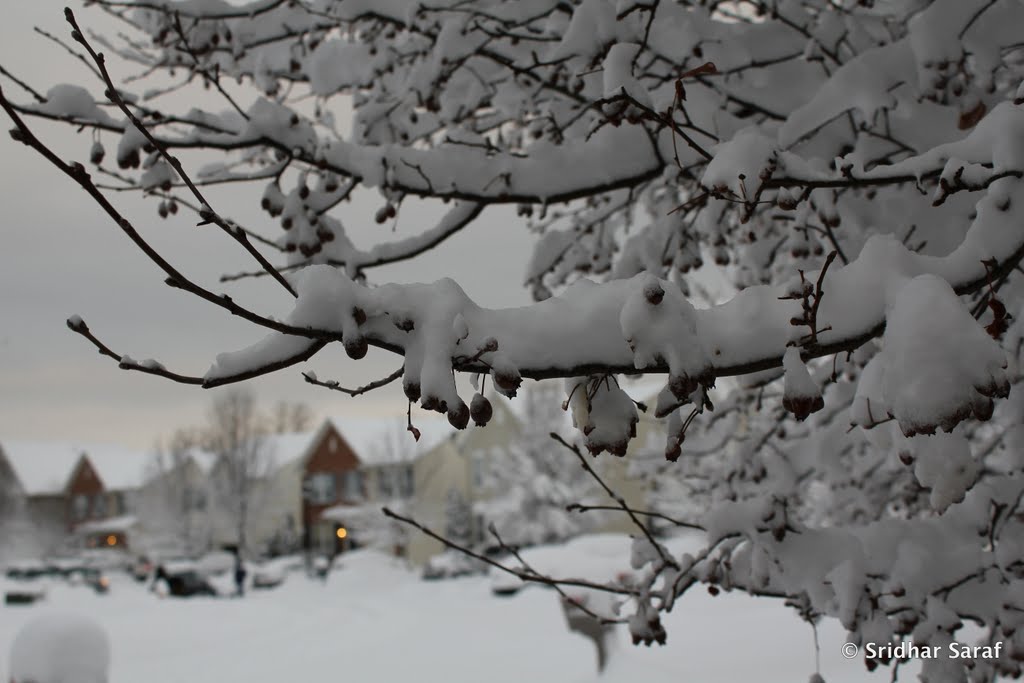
[9,613,110,683]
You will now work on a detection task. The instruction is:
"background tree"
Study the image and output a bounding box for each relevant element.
[4,2,1024,680]
[141,428,210,556]
[268,400,314,435]
[443,488,473,549]
[474,382,603,548]
[204,388,271,555]
[0,491,44,565]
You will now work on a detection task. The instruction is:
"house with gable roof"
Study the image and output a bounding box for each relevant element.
[404,382,660,565]
[0,441,84,554]
[236,416,453,557]
[0,381,666,564]
[201,420,391,556]
[0,440,148,553]
[404,394,522,564]
[321,416,455,558]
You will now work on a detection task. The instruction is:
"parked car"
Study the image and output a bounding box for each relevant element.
[252,565,285,590]
[487,534,639,600]
[7,557,113,595]
[153,566,217,598]
[2,564,46,604]
[252,557,296,590]
[132,555,154,582]
[490,571,526,597]
[422,550,486,581]
[66,566,111,594]
[5,560,48,581]
[4,587,45,605]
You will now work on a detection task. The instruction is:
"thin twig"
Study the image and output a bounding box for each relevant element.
[382,506,636,599]
[302,366,405,396]
[0,65,45,103]
[67,315,325,387]
[487,524,618,623]
[566,503,704,532]
[550,432,679,570]
[64,8,295,297]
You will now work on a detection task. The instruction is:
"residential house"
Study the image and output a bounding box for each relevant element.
[0,441,83,555]
[200,419,434,557]
[0,441,148,553]
[406,396,522,565]
[405,383,659,566]
[204,428,321,555]
[0,380,669,566]
[321,417,454,558]
[69,446,148,548]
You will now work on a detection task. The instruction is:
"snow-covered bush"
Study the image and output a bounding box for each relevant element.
[474,383,604,548]
[5,1,1024,679]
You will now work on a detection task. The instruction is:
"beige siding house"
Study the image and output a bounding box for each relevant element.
[407,397,522,564]
[405,384,661,565]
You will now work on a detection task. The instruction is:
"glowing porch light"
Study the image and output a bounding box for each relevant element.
[336,527,348,539]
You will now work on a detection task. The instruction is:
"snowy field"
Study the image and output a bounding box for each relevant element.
[2,537,918,683]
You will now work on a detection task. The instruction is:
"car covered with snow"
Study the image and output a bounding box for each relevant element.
[251,557,299,589]
[486,533,657,602]
[421,550,486,581]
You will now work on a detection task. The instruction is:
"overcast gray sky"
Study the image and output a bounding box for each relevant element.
[0,3,533,448]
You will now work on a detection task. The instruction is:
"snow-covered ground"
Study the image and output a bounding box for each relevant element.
[2,537,915,682]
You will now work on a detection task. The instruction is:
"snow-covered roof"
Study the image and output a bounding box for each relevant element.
[0,441,149,495]
[84,446,149,491]
[75,515,137,534]
[0,441,87,496]
[187,449,219,474]
[326,415,454,467]
[263,430,320,471]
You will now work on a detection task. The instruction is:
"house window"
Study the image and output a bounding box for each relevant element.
[471,455,486,490]
[92,494,107,518]
[400,466,414,498]
[474,514,486,544]
[342,471,363,500]
[72,494,89,521]
[306,472,336,505]
[186,488,206,511]
[378,468,393,499]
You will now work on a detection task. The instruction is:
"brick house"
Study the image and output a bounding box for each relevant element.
[0,441,147,554]
[0,441,83,555]
[321,417,453,558]
[241,417,450,557]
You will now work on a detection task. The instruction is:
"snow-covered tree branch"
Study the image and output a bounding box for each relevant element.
[5,1,1024,679]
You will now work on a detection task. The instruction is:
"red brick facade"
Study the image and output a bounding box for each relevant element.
[302,424,363,551]
[66,457,103,531]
